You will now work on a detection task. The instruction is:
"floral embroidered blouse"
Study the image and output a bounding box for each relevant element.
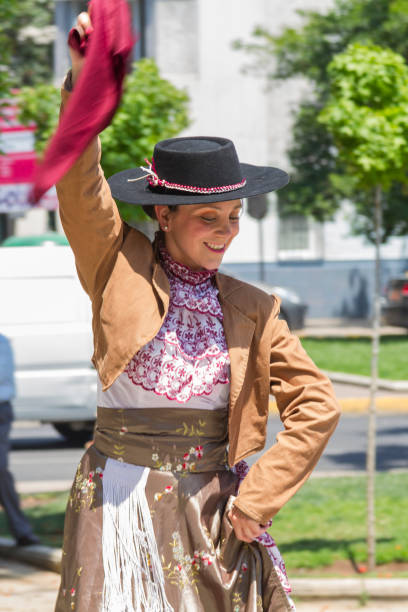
[98,244,230,410]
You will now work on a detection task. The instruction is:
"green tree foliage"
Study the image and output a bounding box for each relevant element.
[0,0,54,93]
[100,60,189,181]
[320,43,408,189]
[0,2,16,107]
[18,84,60,152]
[17,59,190,223]
[101,59,190,223]
[234,0,408,241]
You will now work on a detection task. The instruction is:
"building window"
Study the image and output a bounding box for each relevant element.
[278,214,310,251]
[277,212,323,260]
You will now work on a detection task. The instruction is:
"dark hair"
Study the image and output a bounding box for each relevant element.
[142,205,178,221]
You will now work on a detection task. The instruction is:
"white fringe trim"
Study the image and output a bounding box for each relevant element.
[102,458,173,612]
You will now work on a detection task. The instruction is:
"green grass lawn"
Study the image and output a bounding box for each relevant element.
[271,473,408,572]
[300,336,408,380]
[1,473,407,574]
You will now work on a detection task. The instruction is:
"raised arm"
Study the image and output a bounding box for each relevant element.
[56,12,124,299]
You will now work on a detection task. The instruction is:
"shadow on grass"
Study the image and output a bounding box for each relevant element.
[30,511,65,546]
[279,536,393,569]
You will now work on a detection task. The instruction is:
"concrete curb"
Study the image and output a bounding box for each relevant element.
[16,479,73,494]
[267,370,408,415]
[270,396,408,414]
[291,577,408,599]
[1,537,407,600]
[0,537,61,573]
[324,370,408,392]
[298,322,408,338]
[334,396,408,413]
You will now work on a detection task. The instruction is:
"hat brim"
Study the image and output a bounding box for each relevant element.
[107,163,290,205]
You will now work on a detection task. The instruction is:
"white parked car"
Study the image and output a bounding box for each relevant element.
[0,242,96,442]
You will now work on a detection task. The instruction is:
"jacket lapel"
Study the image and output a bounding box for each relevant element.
[216,274,255,414]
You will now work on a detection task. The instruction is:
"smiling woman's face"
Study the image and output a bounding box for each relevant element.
[154,200,242,270]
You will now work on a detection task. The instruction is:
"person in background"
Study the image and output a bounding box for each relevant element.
[0,333,40,547]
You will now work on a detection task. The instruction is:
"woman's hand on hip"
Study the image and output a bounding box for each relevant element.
[228,506,267,543]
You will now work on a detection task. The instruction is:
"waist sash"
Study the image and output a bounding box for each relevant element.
[94,406,229,472]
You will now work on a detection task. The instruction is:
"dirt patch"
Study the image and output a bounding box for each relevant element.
[292,559,408,578]
[20,494,60,509]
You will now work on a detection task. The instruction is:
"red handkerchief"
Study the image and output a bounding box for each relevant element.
[30,0,135,203]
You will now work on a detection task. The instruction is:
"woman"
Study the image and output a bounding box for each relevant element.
[55,13,340,612]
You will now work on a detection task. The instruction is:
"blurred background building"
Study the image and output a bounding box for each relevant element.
[2,0,408,318]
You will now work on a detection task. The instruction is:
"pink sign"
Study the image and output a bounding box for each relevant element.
[0,102,36,184]
[0,100,57,211]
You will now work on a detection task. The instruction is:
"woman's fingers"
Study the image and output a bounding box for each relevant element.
[68,12,93,86]
[228,508,267,543]
[77,11,92,35]
[71,11,92,47]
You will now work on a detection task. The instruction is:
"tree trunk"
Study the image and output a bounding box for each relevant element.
[367,184,382,572]
[258,219,265,282]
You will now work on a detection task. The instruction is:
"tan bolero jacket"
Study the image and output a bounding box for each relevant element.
[56,85,340,524]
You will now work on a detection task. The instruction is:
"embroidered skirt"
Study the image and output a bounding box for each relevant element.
[55,407,293,612]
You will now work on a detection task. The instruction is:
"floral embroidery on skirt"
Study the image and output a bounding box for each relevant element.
[55,448,293,612]
[55,407,294,611]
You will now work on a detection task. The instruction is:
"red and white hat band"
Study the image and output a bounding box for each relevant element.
[128,159,246,195]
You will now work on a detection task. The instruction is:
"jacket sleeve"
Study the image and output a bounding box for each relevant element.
[233,299,341,524]
[56,74,124,299]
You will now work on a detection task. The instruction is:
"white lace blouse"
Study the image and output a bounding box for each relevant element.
[98,244,230,410]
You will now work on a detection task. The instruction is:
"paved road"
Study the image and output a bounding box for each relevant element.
[9,424,83,492]
[249,412,408,472]
[9,411,408,492]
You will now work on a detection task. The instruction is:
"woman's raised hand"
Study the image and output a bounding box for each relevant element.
[68,12,93,86]
[228,506,268,543]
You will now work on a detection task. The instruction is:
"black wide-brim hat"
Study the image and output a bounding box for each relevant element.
[107,136,290,205]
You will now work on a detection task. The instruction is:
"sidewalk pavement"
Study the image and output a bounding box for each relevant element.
[1,537,408,610]
[270,372,408,415]
[298,318,408,339]
[295,602,408,611]
[0,557,60,612]
[298,319,408,413]
[288,318,408,412]
[1,556,408,612]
